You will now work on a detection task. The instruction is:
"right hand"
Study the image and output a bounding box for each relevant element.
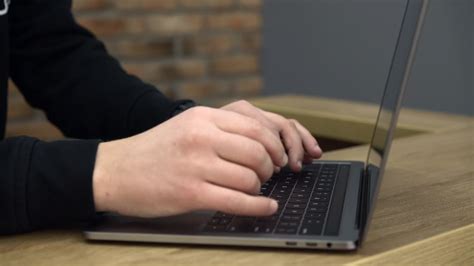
[92,106,288,218]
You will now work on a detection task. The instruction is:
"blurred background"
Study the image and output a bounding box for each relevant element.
[6,0,472,140]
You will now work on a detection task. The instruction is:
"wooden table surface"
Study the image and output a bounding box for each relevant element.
[1,95,473,265]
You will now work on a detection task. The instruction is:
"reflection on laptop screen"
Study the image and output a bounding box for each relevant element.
[366,0,426,170]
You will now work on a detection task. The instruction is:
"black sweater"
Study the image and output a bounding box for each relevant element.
[0,0,189,234]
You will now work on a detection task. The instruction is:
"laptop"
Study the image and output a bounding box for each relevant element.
[84,0,429,251]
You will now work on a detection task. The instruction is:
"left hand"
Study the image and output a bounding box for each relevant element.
[221,100,323,172]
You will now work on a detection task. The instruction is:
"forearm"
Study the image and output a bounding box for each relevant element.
[0,137,100,234]
[9,0,181,140]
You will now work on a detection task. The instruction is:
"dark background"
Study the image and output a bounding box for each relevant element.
[263,0,473,115]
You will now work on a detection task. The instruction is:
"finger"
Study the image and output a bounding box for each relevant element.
[222,101,279,138]
[213,131,274,182]
[264,112,305,171]
[303,153,317,164]
[205,158,262,195]
[212,109,287,167]
[200,183,278,216]
[282,120,305,171]
[292,120,323,158]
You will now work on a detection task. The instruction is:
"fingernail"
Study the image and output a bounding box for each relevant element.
[282,154,288,166]
[315,144,323,153]
[274,166,281,173]
[297,161,302,170]
[270,200,278,213]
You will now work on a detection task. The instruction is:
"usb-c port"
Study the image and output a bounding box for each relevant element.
[306,242,318,247]
[285,241,297,246]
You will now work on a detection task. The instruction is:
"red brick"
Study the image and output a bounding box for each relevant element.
[240,32,262,52]
[183,34,236,56]
[177,80,230,99]
[231,76,263,96]
[107,39,174,59]
[146,15,204,35]
[114,0,177,11]
[210,55,259,76]
[77,17,146,37]
[160,59,207,80]
[239,0,263,9]
[206,12,261,31]
[180,0,234,10]
[123,59,206,82]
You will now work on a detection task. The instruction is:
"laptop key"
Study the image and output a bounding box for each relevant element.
[288,198,306,204]
[280,215,302,222]
[312,195,330,202]
[309,202,328,208]
[256,215,279,223]
[252,225,274,234]
[209,218,220,225]
[204,225,228,232]
[286,203,306,209]
[278,221,299,227]
[315,186,332,192]
[302,219,323,226]
[307,206,328,213]
[293,188,311,194]
[304,213,325,219]
[284,209,304,215]
[291,193,310,199]
[219,218,232,225]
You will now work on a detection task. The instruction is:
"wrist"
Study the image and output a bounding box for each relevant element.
[171,100,197,117]
[93,142,114,212]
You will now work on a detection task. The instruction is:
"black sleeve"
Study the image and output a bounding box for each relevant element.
[0,137,100,234]
[1,1,195,234]
[9,0,187,140]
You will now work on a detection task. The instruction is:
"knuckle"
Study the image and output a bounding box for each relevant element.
[180,128,208,147]
[247,119,265,137]
[236,99,252,108]
[186,106,210,118]
[244,173,261,193]
[286,119,297,130]
[252,143,268,164]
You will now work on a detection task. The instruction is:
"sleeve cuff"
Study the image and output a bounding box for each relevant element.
[27,139,102,229]
[126,89,195,136]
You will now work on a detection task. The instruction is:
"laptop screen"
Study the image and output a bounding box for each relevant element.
[362,0,428,239]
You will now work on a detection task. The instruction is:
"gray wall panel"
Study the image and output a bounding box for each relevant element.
[263,0,473,115]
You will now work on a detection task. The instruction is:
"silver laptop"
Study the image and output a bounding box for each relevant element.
[84,0,429,251]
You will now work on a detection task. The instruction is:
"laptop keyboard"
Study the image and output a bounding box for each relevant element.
[203,163,350,236]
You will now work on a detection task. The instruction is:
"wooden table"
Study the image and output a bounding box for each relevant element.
[1,95,473,265]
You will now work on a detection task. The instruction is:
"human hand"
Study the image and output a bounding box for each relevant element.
[93,106,289,218]
[93,101,323,218]
[221,100,323,171]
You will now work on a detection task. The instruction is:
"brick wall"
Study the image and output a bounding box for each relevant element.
[6,0,263,140]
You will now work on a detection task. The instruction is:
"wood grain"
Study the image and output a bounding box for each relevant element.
[348,224,474,265]
[251,95,472,143]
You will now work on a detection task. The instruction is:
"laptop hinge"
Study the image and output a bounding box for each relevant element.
[356,168,370,232]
